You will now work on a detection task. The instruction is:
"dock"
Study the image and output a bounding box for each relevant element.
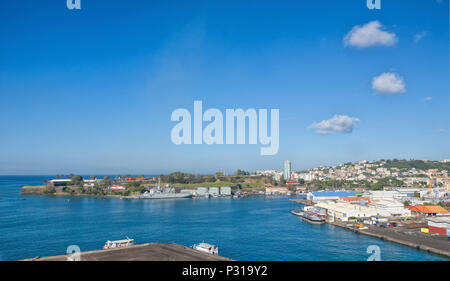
[330,222,450,259]
[23,243,232,261]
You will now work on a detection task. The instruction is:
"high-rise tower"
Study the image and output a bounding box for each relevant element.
[284,160,291,180]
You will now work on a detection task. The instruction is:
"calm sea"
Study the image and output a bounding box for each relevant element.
[0,175,447,261]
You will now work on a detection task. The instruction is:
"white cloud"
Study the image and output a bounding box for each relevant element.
[414,31,427,43]
[424,97,432,102]
[309,115,360,135]
[344,21,398,48]
[372,72,406,94]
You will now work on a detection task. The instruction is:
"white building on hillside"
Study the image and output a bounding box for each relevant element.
[209,187,219,196]
[220,186,231,196]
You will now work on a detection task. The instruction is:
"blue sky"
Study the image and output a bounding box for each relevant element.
[0,0,449,175]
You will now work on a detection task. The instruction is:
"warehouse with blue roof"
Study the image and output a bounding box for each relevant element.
[307,191,356,202]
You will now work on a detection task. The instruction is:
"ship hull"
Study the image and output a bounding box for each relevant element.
[291,210,325,224]
[136,193,192,199]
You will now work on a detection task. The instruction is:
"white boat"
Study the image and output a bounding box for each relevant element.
[191,242,219,255]
[291,206,326,224]
[103,237,135,249]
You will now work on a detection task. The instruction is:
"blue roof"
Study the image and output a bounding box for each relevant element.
[311,191,355,197]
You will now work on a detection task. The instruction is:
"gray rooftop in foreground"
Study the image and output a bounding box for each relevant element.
[23,243,232,261]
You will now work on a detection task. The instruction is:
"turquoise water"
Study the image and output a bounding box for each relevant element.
[0,176,447,261]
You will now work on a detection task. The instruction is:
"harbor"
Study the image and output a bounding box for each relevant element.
[1,175,448,261]
[290,190,450,258]
[0,176,448,261]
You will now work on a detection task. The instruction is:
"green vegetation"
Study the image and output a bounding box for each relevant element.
[382,159,450,171]
[111,190,131,196]
[69,175,83,186]
[234,169,250,176]
[366,177,405,190]
[160,172,212,184]
[22,171,269,197]
[158,171,263,187]
[126,182,146,193]
[43,185,56,194]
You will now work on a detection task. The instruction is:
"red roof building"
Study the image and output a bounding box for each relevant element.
[409,205,449,216]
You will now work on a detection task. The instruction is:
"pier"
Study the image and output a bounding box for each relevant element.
[330,222,450,259]
[23,243,232,261]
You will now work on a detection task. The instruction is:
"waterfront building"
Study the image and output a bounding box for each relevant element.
[315,202,390,221]
[284,160,291,180]
[49,179,71,186]
[220,186,231,196]
[372,199,411,217]
[427,217,450,235]
[180,189,195,195]
[408,205,449,216]
[367,190,404,200]
[209,187,220,196]
[83,179,99,188]
[196,187,208,196]
[307,191,355,202]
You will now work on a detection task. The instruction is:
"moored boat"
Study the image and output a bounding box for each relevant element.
[191,242,219,255]
[103,237,135,249]
[291,207,326,224]
[133,178,192,199]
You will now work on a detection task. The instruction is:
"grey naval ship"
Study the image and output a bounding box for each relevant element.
[133,178,192,199]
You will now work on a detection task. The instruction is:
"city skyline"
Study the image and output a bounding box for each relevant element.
[0,0,449,175]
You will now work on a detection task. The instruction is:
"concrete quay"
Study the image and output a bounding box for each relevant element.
[22,243,233,261]
[330,222,450,259]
